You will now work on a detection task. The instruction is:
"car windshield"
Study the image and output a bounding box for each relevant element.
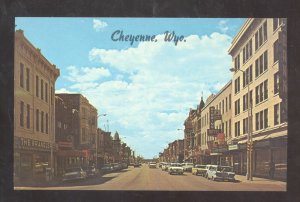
[65,168,81,172]
[103,164,111,167]
[186,163,194,166]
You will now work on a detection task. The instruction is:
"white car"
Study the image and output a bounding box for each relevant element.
[168,163,184,175]
[206,165,235,181]
[182,163,194,172]
[149,162,157,168]
[62,167,87,182]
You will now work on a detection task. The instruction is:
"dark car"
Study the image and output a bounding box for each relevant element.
[83,165,97,177]
[101,164,114,173]
[134,163,141,168]
[112,163,122,171]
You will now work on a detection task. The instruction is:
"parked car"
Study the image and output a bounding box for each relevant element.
[192,164,207,176]
[62,167,87,182]
[101,164,114,173]
[134,163,141,168]
[168,163,184,175]
[182,163,194,172]
[112,163,122,171]
[149,162,157,168]
[206,165,235,181]
[161,163,169,171]
[121,162,128,169]
[83,165,97,177]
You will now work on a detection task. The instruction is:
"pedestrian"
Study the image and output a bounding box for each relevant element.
[269,161,275,179]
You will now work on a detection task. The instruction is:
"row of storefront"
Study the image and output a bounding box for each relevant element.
[192,129,287,181]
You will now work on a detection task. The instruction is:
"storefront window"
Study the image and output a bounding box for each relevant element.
[20,154,32,178]
[34,154,49,175]
[272,148,287,180]
[254,149,270,177]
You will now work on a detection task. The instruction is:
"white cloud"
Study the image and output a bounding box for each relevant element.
[93,19,108,31]
[218,20,229,33]
[65,32,233,158]
[55,88,78,94]
[65,66,111,83]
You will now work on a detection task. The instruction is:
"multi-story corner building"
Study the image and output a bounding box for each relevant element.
[55,94,98,166]
[55,96,89,175]
[199,81,232,165]
[183,109,195,162]
[228,18,287,180]
[14,30,60,182]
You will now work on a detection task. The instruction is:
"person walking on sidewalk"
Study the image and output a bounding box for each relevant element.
[269,161,275,179]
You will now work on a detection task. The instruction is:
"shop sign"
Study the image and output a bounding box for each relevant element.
[58,141,73,149]
[15,137,51,151]
[209,106,215,129]
[214,109,222,120]
[211,146,228,153]
[228,144,239,151]
[207,129,221,136]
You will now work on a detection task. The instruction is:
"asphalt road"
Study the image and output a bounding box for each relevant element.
[15,164,286,191]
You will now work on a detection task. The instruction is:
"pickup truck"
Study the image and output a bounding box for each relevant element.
[191,164,207,176]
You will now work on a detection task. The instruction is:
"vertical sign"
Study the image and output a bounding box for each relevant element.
[209,106,215,129]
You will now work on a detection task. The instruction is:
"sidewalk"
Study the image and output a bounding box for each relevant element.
[235,174,286,186]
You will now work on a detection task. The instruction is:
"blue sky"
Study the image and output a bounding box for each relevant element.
[15,17,246,159]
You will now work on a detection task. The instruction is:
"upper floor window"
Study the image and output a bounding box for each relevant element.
[273,40,279,63]
[243,39,252,63]
[255,51,268,78]
[36,109,39,131]
[45,83,48,102]
[20,101,24,127]
[26,104,30,129]
[234,99,240,116]
[234,54,240,71]
[36,76,39,97]
[274,72,280,94]
[255,21,268,51]
[234,77,240,94]
[41,79,44,100]
[20,63,24,88]
[243,65,253,87]
[274,103,280,125]
[26,68,30,91]
[235,121,240,137]
[255,80,268,104]
[255,108,268,130]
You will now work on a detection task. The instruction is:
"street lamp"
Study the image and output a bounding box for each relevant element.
[230,67,253,181]
[96,114,107,169]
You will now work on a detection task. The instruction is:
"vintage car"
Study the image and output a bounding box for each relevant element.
[134,163,141,168]
[149,162,157,168]
[191,164,207,176]
[112,163,122,171]
[182,163,194,172]
[206,165,235,181]
[168,163,184,175]
[100,164,114,173]
[162,163,171,171]
[62,167,87,182]
[83,165,97,177]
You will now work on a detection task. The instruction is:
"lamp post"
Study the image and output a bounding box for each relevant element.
[230,67,253,181]
[96,114,107,169]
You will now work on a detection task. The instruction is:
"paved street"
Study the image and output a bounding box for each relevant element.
[15,164,286,191]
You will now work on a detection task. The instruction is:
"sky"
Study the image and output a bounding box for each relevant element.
[15,17,246,159]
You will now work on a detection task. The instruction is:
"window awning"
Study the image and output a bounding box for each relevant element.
[238,130,287,144]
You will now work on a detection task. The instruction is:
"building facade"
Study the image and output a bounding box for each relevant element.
[55,94,98,166]
[14,30,60,182]
[228,18,287,180]
[199,81,232,165]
